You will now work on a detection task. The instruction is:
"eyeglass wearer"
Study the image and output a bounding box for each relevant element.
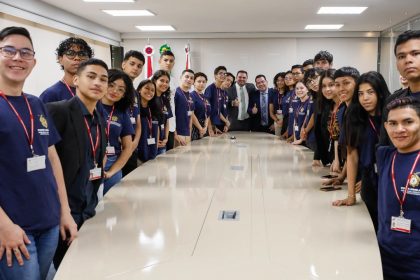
[0,46,35,60]
[63,49,89,60]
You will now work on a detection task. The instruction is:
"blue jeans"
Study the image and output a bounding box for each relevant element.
[157,147,166,155]
[104,155,122,195]
[0,225,59,280]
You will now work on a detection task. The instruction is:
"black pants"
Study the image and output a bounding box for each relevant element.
[361,169,378,233]
[166,131,174,151]
[122,151,138,177]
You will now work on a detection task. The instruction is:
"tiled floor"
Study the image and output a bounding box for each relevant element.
[54,132,382,279]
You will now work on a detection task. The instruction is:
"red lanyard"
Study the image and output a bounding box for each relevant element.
[105,105,115,143]
[147,107,153,137]
[277,92,283,110]
[83,116,100,166]
[368,116,379,138]
[391,151,420,214]
[62,80,75,97]
[0,91,35,155]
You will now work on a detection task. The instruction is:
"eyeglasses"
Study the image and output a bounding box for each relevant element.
[0,46,35,60]
[292,72,302,76]
[307,77,319,84]
[64,49,89,60]
[108,82,126,95]
[218,72,227,76]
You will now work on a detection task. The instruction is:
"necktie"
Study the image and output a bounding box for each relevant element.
[261,93,268,126]
[239,86,247,120]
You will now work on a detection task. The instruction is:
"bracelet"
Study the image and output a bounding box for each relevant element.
[348,194,356,199]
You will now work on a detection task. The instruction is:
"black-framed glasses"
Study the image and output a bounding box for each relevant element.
[0,46,35,60]
[63,49,89,60]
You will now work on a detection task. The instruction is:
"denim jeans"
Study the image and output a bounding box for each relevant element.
[103,155,122,195]
[0,225,59,280]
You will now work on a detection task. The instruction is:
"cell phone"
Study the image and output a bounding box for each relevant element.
[321,174,338,179]
[320,186,342,191]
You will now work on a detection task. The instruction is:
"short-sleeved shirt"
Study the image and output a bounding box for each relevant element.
[175,87,195,136]
[358,115,381,169]
[377,146,420,279]
[191,91,211,121]
[293,98,310,140]
[204,83,226,126]
[287,91,300,136]
[268,88,284,113]
[138,105,159,162]
[40,80,75,103]
[99,103,134,155]
[0,93,61,231]
[303,95,316,143]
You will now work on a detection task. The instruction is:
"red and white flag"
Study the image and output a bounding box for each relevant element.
[185,43,191,70]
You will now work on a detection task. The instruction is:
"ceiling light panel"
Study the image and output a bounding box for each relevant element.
[84,0,134,2]
[305,24,344,30]
[317,7,367,14]
[136,25,175,31]
[103,10,154,16]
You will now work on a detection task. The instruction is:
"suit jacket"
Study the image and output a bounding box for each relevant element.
[46,97,107,215]
[226,82,256,131]
[247,89,273,132]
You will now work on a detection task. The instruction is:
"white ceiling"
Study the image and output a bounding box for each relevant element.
[41,0,420,35]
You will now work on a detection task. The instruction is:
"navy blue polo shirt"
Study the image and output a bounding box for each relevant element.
[303,96,316,143]
[204,83,225,126]
[40,81,75,103]
[377,146,420,279]
[157,94,173,140]
[0,93,61,231]
[268,88,284,113]
[191,91,210,121]
[99,103,134,154]
[287,91,300,136]
[337,103,347,145]
[358,115,381,169]
[138,105,159,162]
[175,87,195,136]
[293,98,310,140]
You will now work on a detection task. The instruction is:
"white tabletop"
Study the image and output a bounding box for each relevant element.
[55,132,382,279]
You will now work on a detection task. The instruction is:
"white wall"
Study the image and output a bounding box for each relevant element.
[0,14,112,96]
[123,37,378,87]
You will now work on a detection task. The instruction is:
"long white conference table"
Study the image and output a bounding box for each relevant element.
[55,132,382,279]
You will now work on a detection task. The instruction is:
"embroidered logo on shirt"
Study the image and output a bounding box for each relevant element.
[39,115,48,128]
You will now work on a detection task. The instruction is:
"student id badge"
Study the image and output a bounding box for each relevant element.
[130,117,136,124]
[289,107,293,113]
[147,137,156,145]
[294,125,299,132]
[89,166,102,181]
[187,110,193,116]
[27,155,46,172]
[106,145,116,156]
[391,216,411,233]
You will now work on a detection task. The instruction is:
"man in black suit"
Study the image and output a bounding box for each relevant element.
[248,74,273,133]
[46,58,108,268]
[226,70,256,131]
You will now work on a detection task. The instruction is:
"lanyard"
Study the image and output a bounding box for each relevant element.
[277,91,283,110]
[62,80,75,97]
[180,89,191,112]
[391,151,420,216]
[105,105,115,144]
[368,116,379,138]
[195,91,208,119]
[0,91,35,155]
[147,107,153,138]
[216,88,221,115]
[83,116,100,166]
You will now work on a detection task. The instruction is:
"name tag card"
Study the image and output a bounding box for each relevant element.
[187,111,193,116]
[130,117,136,124]
[89,167,102,181]
[147,138,156,145]
[294,125,299,132]
[27,155,46,172]
[106,146,116,156]
[391,216,411,233]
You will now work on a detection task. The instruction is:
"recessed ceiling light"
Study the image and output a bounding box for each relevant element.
[305,24,343,30]
[136,25,175,31]
[318,7,367,14]
[84,0,134,2]
[102,10,154,16]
